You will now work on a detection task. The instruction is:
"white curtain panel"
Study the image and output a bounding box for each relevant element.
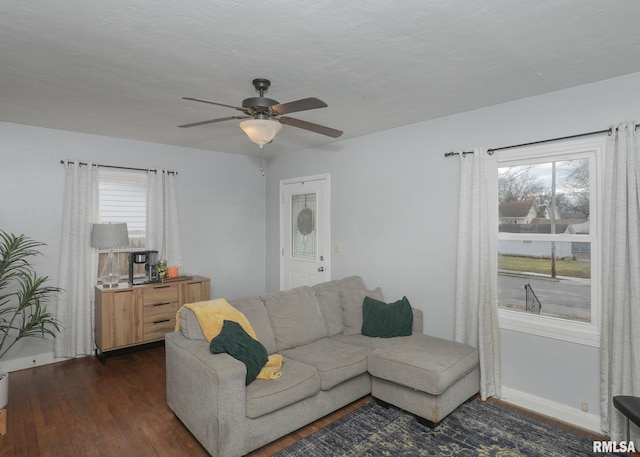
[600,121,640,440]
[146,170,184,271]
[54,161,99,358]
[454,148,502,400]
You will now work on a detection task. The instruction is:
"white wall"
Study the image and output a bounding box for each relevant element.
[265,72,640,420]
[0,122,266,366]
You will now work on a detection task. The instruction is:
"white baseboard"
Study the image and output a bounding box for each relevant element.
[1,352,70,373]
[499,386,602,434]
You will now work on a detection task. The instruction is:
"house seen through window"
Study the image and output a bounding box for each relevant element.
[495,139,602,346]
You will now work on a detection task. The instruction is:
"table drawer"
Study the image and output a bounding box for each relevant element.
[144,318,176,341]
[143,301,179,324]
[143,284,179,305]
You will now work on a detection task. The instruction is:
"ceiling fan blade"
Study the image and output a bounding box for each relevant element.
[279,117,343,138]
[177,116,248,128]
[182,97,247,113]
[271,97,328,116]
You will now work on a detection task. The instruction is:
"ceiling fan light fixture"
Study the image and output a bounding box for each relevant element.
[239,118,283,148]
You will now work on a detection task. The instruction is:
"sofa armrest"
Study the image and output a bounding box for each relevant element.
[166,331,247,457]
[412,307,423,334]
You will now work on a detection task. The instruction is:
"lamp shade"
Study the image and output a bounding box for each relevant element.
[91,223,129,248]
[239,119,283,148]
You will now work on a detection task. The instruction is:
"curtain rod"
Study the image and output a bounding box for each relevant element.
[60,160,177,175]
[443,123,640,158]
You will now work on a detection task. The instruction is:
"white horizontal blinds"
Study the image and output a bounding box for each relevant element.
[98,168,147,236]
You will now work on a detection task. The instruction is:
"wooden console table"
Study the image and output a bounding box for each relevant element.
[95,275,210,361]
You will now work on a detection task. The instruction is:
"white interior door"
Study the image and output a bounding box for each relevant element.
[280,174,330,290]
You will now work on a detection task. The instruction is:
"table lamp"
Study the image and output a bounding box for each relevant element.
[91,223,129,288]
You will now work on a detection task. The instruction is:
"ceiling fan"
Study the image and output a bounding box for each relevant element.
[178,78,343,147]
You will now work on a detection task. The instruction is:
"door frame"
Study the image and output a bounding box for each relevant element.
[279,173,331,290]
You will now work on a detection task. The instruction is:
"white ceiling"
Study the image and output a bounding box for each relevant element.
[2,1,640,157]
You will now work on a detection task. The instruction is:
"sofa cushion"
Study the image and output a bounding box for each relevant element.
[331,333,406,351]
[335,275,368,292]
[261,286,328,351]
[281,338,371,391]
[311,276,371,337]
[245,358,320,419]
[228,296,278,355]
[179,299,278,355]
[312,281,343,336]
[340,287,384,336]
[209,320,268,386]
[361,296,413,338]
[367,334,479,395]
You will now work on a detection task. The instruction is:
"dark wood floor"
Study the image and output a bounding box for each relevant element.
[0,345,622,457]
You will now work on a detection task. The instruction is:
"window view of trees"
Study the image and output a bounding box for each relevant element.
[499,159,589,222]
[498,158,592,323]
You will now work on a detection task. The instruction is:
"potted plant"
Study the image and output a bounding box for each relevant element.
[0,230,61,408]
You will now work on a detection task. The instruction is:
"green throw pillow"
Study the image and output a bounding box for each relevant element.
[361,296,413,338]
[209,320,268,385]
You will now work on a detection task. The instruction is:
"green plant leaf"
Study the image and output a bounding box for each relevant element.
[0,229,62,360]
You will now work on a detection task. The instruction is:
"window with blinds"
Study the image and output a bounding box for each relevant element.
[98,168,146,237]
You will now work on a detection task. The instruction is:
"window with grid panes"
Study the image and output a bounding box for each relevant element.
[495,138,603,346]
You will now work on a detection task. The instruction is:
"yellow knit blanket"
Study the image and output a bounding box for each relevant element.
[175,298,282,380]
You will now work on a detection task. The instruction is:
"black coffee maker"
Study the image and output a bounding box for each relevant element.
[128,250,159,285]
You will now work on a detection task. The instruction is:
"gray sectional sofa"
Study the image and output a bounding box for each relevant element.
[165,276,480,457]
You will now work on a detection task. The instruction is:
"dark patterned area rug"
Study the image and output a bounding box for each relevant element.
[274,399,620,456]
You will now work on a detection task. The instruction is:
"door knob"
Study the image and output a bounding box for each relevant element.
[318,266,325,272]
